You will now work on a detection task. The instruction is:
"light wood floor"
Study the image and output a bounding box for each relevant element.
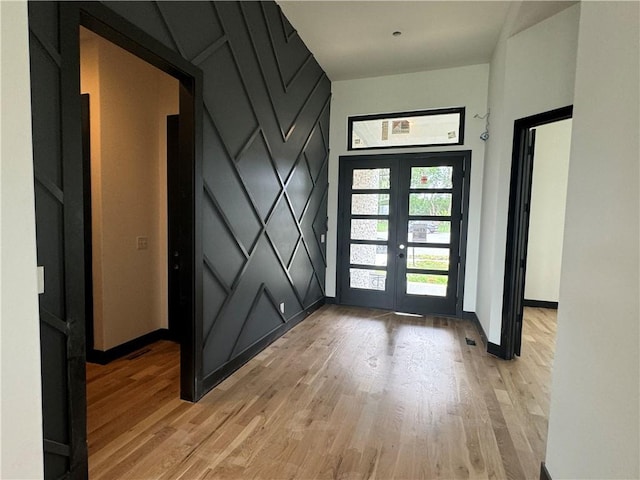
[87,305,557,479]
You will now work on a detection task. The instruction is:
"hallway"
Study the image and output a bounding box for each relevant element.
[86,305,556,479]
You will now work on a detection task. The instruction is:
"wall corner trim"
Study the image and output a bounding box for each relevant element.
[540,462,552,480]
[487,342,505,359]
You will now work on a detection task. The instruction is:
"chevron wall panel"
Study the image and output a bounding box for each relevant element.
[101,1,331,387]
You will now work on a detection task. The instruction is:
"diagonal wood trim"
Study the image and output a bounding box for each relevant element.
[240,3,287,141]
[262,3,312,93]
[28,29,62,67]
[264,231,305,307]
[278,9,298,44]
[203,106,266,239]
[40,307,70,335]
[192,35,228,66]
[44,439,71,457]
[35,173,65,204]
[203,254,231,295]
[227,283,265,359]
[203,181,250,259]
[283,73,326,142]
[153,1,187,58]
[311,186,329,266]
[232,127,262,164]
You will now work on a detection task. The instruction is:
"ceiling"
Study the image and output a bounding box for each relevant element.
[277,1,577,81]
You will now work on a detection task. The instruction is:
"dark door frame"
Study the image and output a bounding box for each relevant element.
[498,105,572,360]
[72,1,203,401]
[336,151,471,318]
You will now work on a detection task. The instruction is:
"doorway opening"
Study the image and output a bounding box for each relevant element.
[80,26,180,362]
[79,24,186,468]
[336,151,471,317]
[500,106,572,359]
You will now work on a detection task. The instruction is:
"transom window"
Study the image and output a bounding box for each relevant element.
[348,107,465,150]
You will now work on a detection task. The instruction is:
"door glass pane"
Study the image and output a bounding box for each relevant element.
[410,166,453,189]
[350,268,386,291]
[350,219,388,241]
[406,274,448,296]
[352,194,390,215]
[409,193,452,216]
[352,168,390,189]
[350,244,387,266]
[408,221,451,244]
[405,247,450,271]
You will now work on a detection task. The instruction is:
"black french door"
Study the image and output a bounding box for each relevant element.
[337,152,470,316]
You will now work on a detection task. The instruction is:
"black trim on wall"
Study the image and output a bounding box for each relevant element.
[29,2,329,478]
[487,342,505,358]
[501,105,573,360]
[87,329,175,365]
[523,299,558,309]
[540,462,553,480]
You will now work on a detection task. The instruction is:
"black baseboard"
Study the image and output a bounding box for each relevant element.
[487,342,506,358]
[87,328,174,365]
[202,298,326,394]
[463,311,488,347]
[324,296,337,304]
[524,299,558,309]
[540,462,552,480]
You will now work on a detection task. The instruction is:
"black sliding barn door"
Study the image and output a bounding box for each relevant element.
[28,3,88,478]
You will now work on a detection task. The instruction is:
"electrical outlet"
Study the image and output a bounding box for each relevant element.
[279,302,285,314]
[137,236,148,250]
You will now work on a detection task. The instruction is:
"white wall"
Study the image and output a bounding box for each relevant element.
[0,1,45,478]
[524,119,572,303]
[327,64,490,312]
[476,4,580,342]
[545,2,639,478]
[80,31,179,351]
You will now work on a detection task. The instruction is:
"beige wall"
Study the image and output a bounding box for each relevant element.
[0,2,45,477]
[525,119,572,303]
[80,29,178,351]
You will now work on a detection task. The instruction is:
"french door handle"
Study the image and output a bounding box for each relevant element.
[398,244,405,259]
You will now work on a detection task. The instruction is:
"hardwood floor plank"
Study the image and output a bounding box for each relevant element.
[87,305,556,479]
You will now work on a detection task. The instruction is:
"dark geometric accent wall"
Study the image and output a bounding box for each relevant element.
[28,2,328,476]
[100,1,330,385]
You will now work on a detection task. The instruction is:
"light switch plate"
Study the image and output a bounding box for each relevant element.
[279,302,285,314]
[37,266,45,294]
[320,234,325,243]
[137,236,148,250]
